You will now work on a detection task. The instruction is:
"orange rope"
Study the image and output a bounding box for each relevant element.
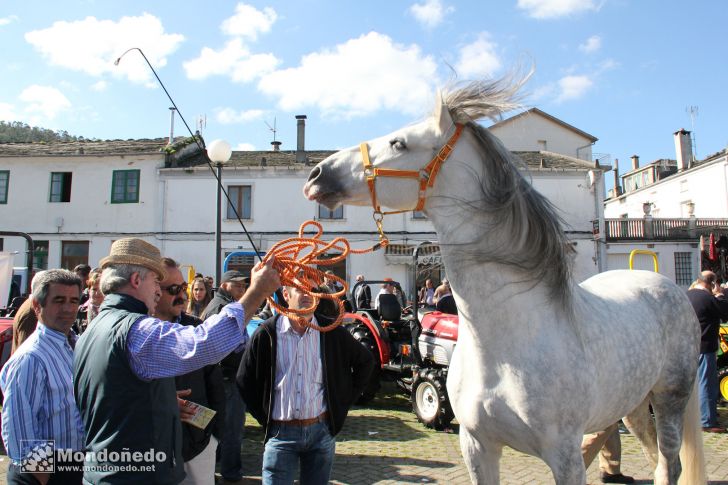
[261,220,387,332]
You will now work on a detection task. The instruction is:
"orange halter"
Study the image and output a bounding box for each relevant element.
[359,124,464,239]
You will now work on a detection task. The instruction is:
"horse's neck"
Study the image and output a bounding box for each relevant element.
[425,141,571,334]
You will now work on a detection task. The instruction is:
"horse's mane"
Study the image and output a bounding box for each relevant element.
[440,79,574,305]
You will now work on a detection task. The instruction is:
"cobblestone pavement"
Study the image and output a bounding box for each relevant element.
[1,383,727,484]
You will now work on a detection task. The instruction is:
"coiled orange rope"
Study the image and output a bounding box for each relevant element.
[261,220,388,332]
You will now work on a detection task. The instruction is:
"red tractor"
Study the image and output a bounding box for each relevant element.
[344,243,458,430]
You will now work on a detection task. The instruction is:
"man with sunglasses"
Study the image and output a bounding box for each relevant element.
[73,239,279,484]
[155,258,226,485]
[201,270,249,484]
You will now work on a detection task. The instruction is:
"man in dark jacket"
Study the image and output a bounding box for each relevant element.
[155,258,226,484]
[687,270,728,432]
[73,239,279,485]
[201,270,248,483]
[237,285,374,484]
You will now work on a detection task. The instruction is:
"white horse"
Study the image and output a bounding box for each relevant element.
[303,78,706,484]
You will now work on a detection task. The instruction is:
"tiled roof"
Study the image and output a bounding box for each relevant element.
[225,150,334,167]
[514,150,607,171]
[0,138,604,172]
[0,138,168,157]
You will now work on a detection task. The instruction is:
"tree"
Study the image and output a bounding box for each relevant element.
[0,121,84,143]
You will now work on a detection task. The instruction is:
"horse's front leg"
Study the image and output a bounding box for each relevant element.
[542,435,587,485]
[460,426,502,484]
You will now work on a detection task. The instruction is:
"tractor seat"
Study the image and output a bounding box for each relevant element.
[378,293,403,322]
[436,294,458,315]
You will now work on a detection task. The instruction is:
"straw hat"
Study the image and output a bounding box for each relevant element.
[99,238,166,280]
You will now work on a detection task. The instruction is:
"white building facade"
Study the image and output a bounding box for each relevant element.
[603,129,728,286]
[1,111,607,300]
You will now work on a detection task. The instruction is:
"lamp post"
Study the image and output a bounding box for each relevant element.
[207,139,232,286]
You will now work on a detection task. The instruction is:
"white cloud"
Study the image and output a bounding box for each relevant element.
[409,0,454,29]
[518,0,600,19]
[24,14,184,85]
[215,108,265,124]
[221,3,277,40]
[0,15,19,26]
[184,39,279,82]
[579,35,601,53]
[234,142,256,151]
[555,75,593,102]
[18,85,72,120]
[230,53,280,83]
[257,32,438,119]
[598,58,619,72]
[455,33,501,78]
[0,102,18,120]
[91,80,108,92]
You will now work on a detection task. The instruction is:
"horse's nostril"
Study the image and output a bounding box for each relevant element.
[307,166,322,182]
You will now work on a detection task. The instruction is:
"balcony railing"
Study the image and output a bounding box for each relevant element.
[605,218,728,241]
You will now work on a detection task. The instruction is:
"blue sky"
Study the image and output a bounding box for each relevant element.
[1,1,726,192]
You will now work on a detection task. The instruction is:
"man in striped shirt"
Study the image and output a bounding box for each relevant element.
[0,269,85,485]
[238,284,374,484]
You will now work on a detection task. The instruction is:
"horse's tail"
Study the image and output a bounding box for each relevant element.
[678,378,706,485]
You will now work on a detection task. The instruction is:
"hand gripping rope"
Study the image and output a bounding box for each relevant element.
[262,220,387,332]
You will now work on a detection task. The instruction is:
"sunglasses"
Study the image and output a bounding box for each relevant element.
[161,282,188,296]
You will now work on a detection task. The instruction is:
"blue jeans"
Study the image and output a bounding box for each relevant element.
[220,379,246,480]
[698,352,719,427]
[262,421,335,485]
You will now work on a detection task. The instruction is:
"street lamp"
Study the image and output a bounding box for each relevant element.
[208,139,232,286]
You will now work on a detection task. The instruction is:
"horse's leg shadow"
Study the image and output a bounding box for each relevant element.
[460,427,502,484]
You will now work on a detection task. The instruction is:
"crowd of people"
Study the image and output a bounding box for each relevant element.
[2,251,728,485]
[0,238,373,485]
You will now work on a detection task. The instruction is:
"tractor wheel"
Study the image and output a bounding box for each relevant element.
[412,369,454,430]
[349,324,381,404]
[719,367,728,405]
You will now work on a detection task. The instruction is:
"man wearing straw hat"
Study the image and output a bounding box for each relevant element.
[73,238,280,484]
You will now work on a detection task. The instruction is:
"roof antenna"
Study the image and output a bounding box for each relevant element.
[265,117,277,143]
[197,114,207,134]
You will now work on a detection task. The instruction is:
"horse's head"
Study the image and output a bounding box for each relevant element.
[303,95,457,213]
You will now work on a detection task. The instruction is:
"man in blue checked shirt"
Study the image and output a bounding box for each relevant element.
[0,269,86,485]
[73,238,280,485]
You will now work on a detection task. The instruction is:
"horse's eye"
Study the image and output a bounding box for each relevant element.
[389,138,407,151]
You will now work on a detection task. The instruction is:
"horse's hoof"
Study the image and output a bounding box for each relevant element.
[600,472,635,484]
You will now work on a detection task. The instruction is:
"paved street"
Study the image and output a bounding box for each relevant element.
[1,382,727,484]
[234,383,728,484]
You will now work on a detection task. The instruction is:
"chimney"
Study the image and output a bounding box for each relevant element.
[271,141,281,152]
[674,128,692,171]
[613,158,621,196]
[169,107,176,145]
[296,115,307,163]
[631,155,639,171]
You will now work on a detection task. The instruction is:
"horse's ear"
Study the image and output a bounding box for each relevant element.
[433,90,453,136]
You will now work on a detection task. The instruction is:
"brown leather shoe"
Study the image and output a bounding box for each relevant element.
[702,426,727,433]
[601,472,635,484]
